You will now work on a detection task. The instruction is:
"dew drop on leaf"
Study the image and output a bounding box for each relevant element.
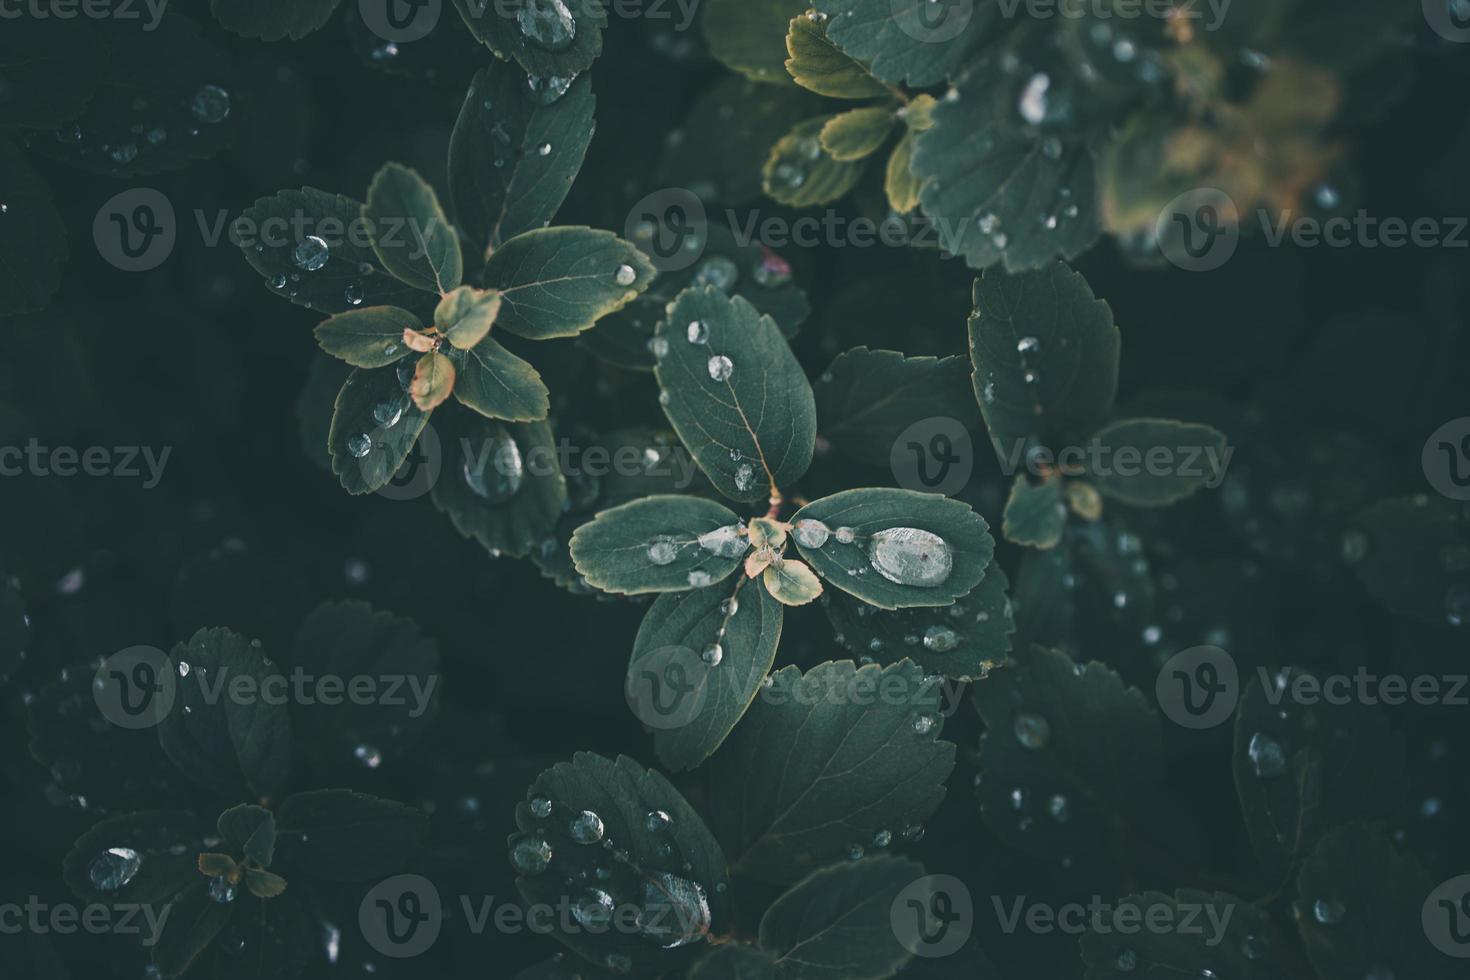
[347,434,372,459]
[1247,731,1287,778]
[573,888,615,927]
[614,263,637,286]
[733,463,755,492]
[518,0,577,52]
[510,835,553,874]
[190,84,232,124]
[706,355,733,382]
[1013,712,1051,750]
[1312,897,1345,925]
[692,257,738,292]
[88,848,141,891]
[697,524,747,559]
[792,519,830,549]
[867,528,954,587]
[685,319,710,344]
[208,875,237,903]
[922,625,959,653]
[292,236,329,272]
[569,809,605,844]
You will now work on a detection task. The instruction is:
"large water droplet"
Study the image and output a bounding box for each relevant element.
[573,888,615,928]
[867,528,953,587]
[510,835,553,874]
[707,355,734,382]
[570,809,605,844]
[529,796,553,819]
[463,433,525,504]
[518,0,577,51]
[702,643,723,667]
[89,847,142,891]
[792,519,830,549]
[639,872,711,948]
[647,536,679,566]
[1248,732,1287,778]
[733,463,755,492]
[292,236,329,272]
[686,319,710,344]
[347,433,372,459]
[190,84,232,124]
[698,524,748,559]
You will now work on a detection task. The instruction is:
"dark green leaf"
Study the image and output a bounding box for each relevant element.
[152,880,233,979]
[790,489,995,610]
[452,334,550,421]
[481,226,654,339]
[63,811,213,906]
[313,307,419,368]
[709,660,954,883]
[218,804,277,867]
[1002,475,1067,549]
[823,556,1014,681]
[968,261,1120,461]
[786,14,889,99]
[449,62,595,251]
[0,138,66,316]
[1295,825,1455,980]
[512,753,733,975]
[430,413,567,557]
[235,188,435,318]
[437,286,501,349]
[758,857,922,980]
[655,286,817,503]
[811,0,990,87]
[450,0,607,77]
[703,0,808,85]
[813,347,979,468]
[0,573,28,679]
[689,944,778,979]
[1089,418,1229,506]
[275,789,427,882]
[211,892,311,980]
[632,577,784,771]
[364,162,463,293]
[819,107,897,161]
[1348,496,1470,627]
[288,600,441,764]
[764,116,868,207]
[570,495,745,595]
[0,19,105,129]
[328,364,432,495]
[211,0,341,40]
[1232,667,1405,880]
[1079,890,1273,980]
[974,647,1162,863]
[158,628,293,801]
[515,958,621,980]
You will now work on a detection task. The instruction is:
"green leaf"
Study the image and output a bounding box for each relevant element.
[211,0,341,40]
[973,647,1162,863]
[704,0,809,85]
[790,489,994,610]
[0,574,28,680]
[689,944,778,979]
[158,628,293,801]
[211,891,309,979]
[452,335,551,422]
[632,578,783,772]
[786,13,889,99]
[364,163,463,293]
[512,753,733,975]
[1348,496,1470,627]
[570,495,746,596]
[819,107,896,161]
[275,789,427,882]
[813,347,979,468]
[810,0,989,87]
[709,660,955,883]
[235,188,435,318]
[218,804,276,867]
[1003,475,1067,549]
[313,307,419,368]
[1079,890,1273,980]
[0,138,65,316]
[329,363,432,495]
[1232,667,1405,880]
[1088,418,1229,506]
[430,413,567,557]
[450,0,607,78]
[63,811,213,906]
[449,62,595,251]
[823,556,1013,681]
[764,116,868,207]
[288,601,441,764]
[0,19,104,129]
[912,80,1101,272]
[481,227,654,339]
[885,131,924,213]
[410,350,456,411]
[436,286,502,350]
[152,880,233,979]
[654,287,817,503]
[758,857,922,980]
[968,262,1120,461]
[763,559,823,606]
[515,959,621,980]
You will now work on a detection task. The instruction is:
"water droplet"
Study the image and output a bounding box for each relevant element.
[867,528,953,587]
[645,810,672,833]
[510,835,553,874]
[1018,73,1050,125]
[733,463,755,492]
[1048,794,1070,821]
[692,257,739,292]
[1013,712,1051,749]
[1446,584,1470,627]
[648,336,669,358]
[1017,336,1040,354]
[835,526,856,545]
[371,399,404,428]
[615,263,637,286]
[344,283,364,306]
[573,888,615,928]
[109,143,137,164]
[463,433,525,503]
[208,875,237,903]
[89,848,141,891]
[530,796,553,819]
[702,643,723,666]
[1115,948,1137,972]
[923,625,959,653]
[647,536,679,566]
[347,433,372,459]
[518,0,577,51]
[688,569,713,587]
[638,872,710,948]
[1248,732,1287,778]
[570,809,605,844]
[707,354,734,382]
[267,272,288,290]
[912,714,936,735]
[537,142,552,156]
[353,744,383,769]
[686,319,710,344]
[1312,897,1345,925]
[292,235,329,272]
[1241,933,1268,960]
[792,519,830,548]
[698,524,748,559]
[190,84,232,124]
[526,72,576,103]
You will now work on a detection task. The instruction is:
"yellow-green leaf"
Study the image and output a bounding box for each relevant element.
[785,11,888,99]
[819,106,895,162]
[763,559,823,606]
[763,116,867,207]
[244,867,288,899]
[885,130,924,214]
[410,352,455,412]
[436,286,501,350]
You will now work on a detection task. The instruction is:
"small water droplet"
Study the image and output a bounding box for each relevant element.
[615,263,637,286]
[702,643,723,666]
[1248,732,1287,778]
[292,236,330,272]
[510,835,553,874]
[190,84,232,123]
[573,888,615,928]
[530,796,553,819]
[570,810,605,844]
[344,283,364,306]
[923,625,959,653]
[209,875,237,903]
[686,319,710,344]
[347,433,372,459]
[1312,897,1345,925]
[792,519,830,549]
[1014,712,1051,749]
[707,354,734,382]
[912,713,936,735]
